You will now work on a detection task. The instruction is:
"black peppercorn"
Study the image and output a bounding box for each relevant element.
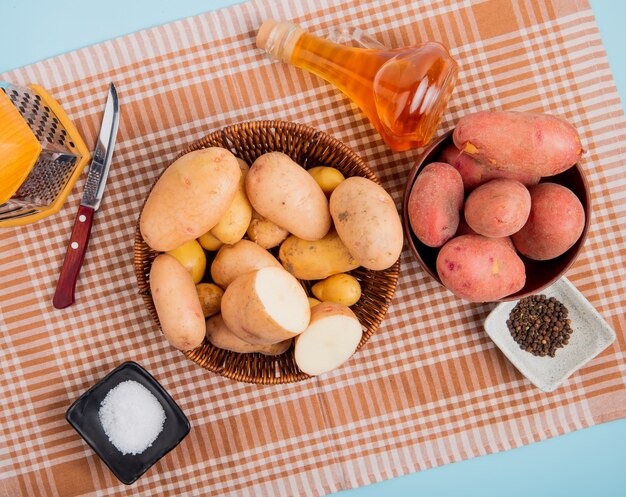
[507,294,573,357]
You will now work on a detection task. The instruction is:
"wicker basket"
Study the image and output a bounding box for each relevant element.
[134,120,400,384]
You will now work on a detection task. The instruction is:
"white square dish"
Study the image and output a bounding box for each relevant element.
[484,277,616,392]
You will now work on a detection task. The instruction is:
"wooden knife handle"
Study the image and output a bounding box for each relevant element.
[53,205,95,309]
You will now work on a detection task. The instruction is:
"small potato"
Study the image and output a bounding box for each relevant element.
[408,162,464,247]
[211,239,281,288]
[453,111,584,177]
[210,159,252,244]
[150,254,205,351]
[140,147,240,251]
[221,266,311,345]
[308,297,322,308]
[166,239,207,284]
[436,234,526,302]
[464,179,531,238]
[295,302,362,376]
[440,143,540,191]
[279,230,359,280]
[330,177,403,270]
[196,283,224,318]
[512,183,585,260]
[206,314,291,355]
[312,273,361,306]
[197,231,224,251]
[246,209,289,249]
[308,166,345,196]
[246,152,331,241]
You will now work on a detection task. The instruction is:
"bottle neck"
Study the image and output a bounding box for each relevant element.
[256,20,306,64]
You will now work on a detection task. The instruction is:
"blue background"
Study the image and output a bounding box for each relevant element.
[1,1,625,495]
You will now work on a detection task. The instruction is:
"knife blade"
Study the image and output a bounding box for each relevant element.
[53,83,120,309]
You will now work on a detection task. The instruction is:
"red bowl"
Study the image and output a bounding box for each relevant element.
[402,130,591,301]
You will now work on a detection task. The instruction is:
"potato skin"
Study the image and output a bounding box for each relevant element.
[455,216,515,250]
[512,183,585,260]
[436,235,526,302]
[246,152,331,241]
[464,179,531,238]
[196,283,224,318]
[197,230,223,251]
[308,166,345,196]
[210,158,252,244]
[246,209,289,249]
[206,314,292,355]
[440,143,540,191]
[150,254,205,350]
[408,162,464,247]
[140,148,241,251]
[279,230,359,280]
[453,111,583,177]
[312,273,362,306]
[211,239,281,288]
[330,177,403,270]
[166,239,207,284]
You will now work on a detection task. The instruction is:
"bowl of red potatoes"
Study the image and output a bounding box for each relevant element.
[403,110,591,302]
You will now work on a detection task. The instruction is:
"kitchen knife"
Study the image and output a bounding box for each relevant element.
[53,83,120,309]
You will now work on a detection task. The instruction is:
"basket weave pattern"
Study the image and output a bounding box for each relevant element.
[134,120,400,383]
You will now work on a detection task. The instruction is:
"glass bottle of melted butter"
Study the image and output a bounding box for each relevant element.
[256,19,458,152]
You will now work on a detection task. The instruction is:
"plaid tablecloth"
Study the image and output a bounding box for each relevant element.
[1,0,625,495]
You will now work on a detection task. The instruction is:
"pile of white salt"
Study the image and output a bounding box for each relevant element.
[98,380,166,455]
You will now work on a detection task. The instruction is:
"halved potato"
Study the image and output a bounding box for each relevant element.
[221,266,310,345]
[295,302,362,376]
[206,314,292,355]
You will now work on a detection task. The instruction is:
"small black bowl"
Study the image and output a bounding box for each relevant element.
[66,361,190,485]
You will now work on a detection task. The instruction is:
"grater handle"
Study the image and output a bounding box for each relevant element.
[53,205,95,309]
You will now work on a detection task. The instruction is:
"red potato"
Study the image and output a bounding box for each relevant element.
[439,143,539,191]
[436,234,526,302]
[455,215,515,250]
[408,162,464,248]
[512,183,585,260]
[453,111,584,177]
[498,236,516,252]
[455,215,478,237]
[464,179,531,238]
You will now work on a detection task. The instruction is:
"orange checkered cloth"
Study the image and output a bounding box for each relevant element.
[1,0,625,495]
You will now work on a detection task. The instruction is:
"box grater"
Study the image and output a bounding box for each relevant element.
[0,82,90,227]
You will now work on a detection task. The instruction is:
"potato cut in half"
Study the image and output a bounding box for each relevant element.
[221,266,310,345]
[206,314,291,355]
[295,302,362,376]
